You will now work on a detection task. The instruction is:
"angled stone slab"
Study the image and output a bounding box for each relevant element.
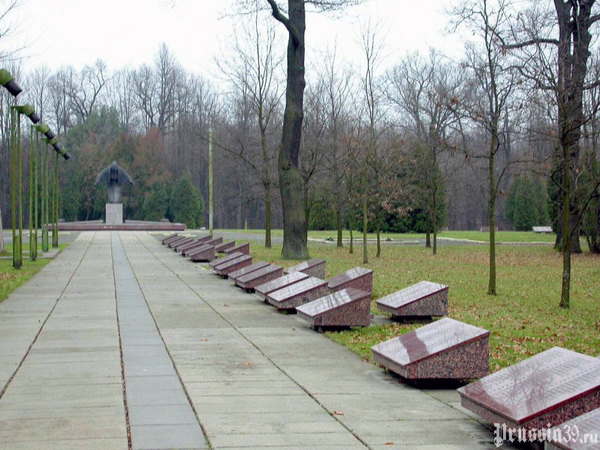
[215,255,253,276]
[172,238,195,252]
[328,267,373,294]
[228,261,270,281]
[167,236,190,248]
[372,317,489,380]
[210,252,244,269]
[284,259,326,279]
[236,265,283,291]
[215,241,235,253]
[376,281,448,319]
[178,235,213,254]
[255,272,310,301]
[267,277,329,311]
[545,408,600,450]
[181,240,211,256]
[186,238,222,258]
[188,245,216,262]
[204,237,223,247]
[296,288,371,330]
[161,234,179,245]
[533,226,553,234]
[458,347,600,433]
[223,243,250,255]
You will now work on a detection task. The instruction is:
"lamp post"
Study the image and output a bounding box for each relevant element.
[209,127,214,234]
[29,125,38,261]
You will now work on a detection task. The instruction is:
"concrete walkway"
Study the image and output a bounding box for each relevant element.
[0,231,498,449]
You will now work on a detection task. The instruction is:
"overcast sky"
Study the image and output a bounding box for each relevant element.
[5,0,465,80]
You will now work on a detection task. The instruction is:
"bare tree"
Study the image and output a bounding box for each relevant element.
[217,7,284,247]
[237,0,363,259]
[453,0,519,295]
[67,60,108,123]
[505,0,600,308]
[387,51,464,255]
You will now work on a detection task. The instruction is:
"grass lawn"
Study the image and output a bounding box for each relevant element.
[217,228,558,243]
[0,243,67,302]
[0,258,52,302]
[248,241,600,372]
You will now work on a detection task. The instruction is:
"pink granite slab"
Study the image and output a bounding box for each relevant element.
[255,272,310,301]
[215,255,253,276]
[267,277,329,310]
[284,259,326,279]
[215,241,235,253]
[180,234,214,252]
[296,288,371,329]
[328,267,373,294]
[545,408,600,449]
[210,252,244,269]
[376,281,448,318]
[189,245,215,262]
[228,261,270,281]
[236,265,283,291]
[180,239,212,255]
[168,236,191,248]
[372,318,490,380]
[223,243,250,255]
[173,237,196,251]
[457,347,600,432]
[162,233,180,244]
[203,237,223,247]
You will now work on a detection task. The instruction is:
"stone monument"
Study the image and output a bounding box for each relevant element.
[95,161,134,225]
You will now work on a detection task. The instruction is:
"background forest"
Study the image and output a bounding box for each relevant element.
[0,2,599,254]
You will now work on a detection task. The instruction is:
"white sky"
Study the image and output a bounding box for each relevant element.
[5,0,466,80]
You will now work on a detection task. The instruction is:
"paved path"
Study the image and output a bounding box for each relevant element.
[0,231,499,449]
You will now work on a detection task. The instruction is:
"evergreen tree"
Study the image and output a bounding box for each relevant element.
[169,173,204,228]
[505,175,549,231]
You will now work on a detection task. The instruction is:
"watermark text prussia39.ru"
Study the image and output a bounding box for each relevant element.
[494,423,599,447]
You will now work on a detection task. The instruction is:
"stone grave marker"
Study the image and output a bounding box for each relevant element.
[167,236,190,248]
[328,267,373,294]
[178,235,214,253]
[284,259,326,279]
[266,277,329,311]
[224,243,250,255]
[188,245,215,262]
[209,252,243,269]
[296,288,371,330]
[215,241,235,253]
[533,226,553,234]
[173,237,197,252]
[236,264,283,291]
[457,347,600,432]
[545,408,600,450]
[228,261,270,281]
[371,317,490,380]
[254,272,309,301]
[162,233,179,245]
[215,255,253,277]
[376,281,448,319]
[186,238,223,258]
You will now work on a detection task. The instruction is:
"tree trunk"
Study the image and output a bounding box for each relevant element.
[488,144,497,296]
[362,197,368,264]
[349,227,353,254]
[0,205,4,253]
[376,220,381,258]
[425,217,431,248]
[432,191,438,256]
[560,140,573,308]
[271,0,309,260]
[336,202,343,248]
[264,184,272,248]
